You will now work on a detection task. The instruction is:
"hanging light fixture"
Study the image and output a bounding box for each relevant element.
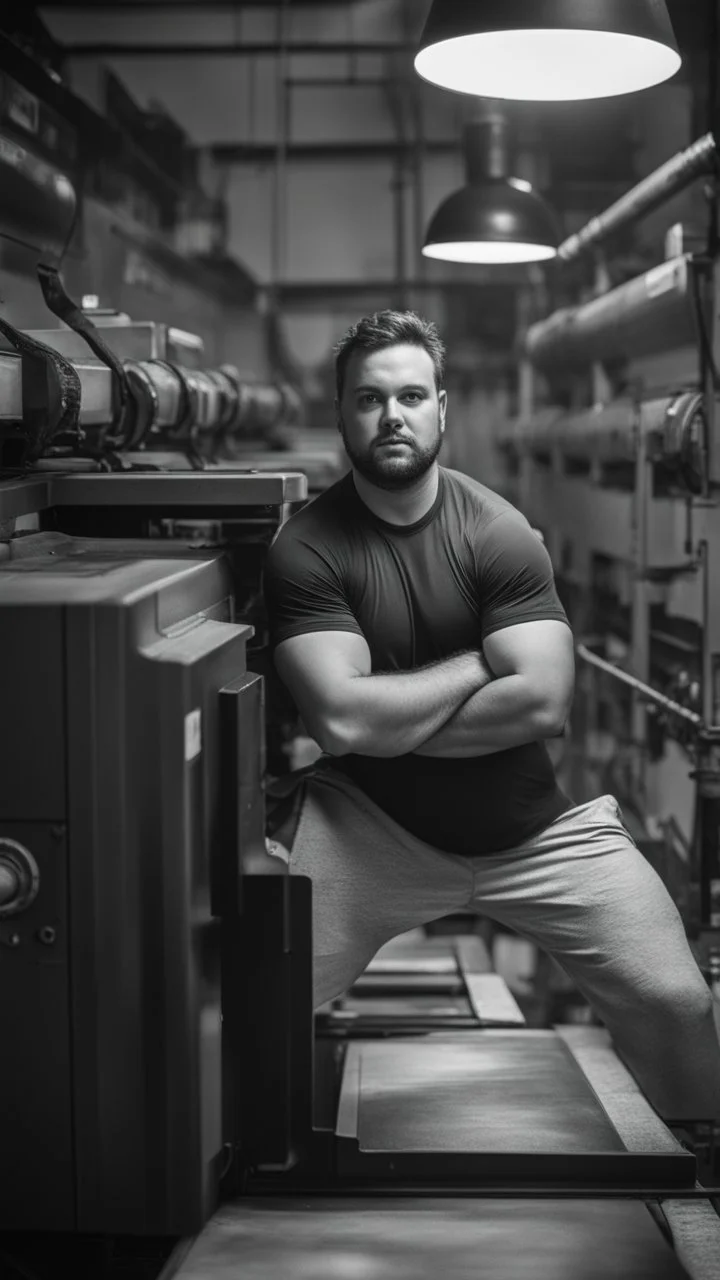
[415,1,681,101]
[422,114,559,264]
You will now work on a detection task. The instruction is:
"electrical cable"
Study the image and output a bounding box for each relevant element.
[689,258,720,390]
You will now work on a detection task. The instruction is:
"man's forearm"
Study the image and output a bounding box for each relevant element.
[326,650,492,758]
[413,675,563,758]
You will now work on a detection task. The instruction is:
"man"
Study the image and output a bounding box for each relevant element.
[263,309,720,1122]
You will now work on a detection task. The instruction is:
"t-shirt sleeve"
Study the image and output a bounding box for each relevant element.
[263,526,365,650]
[476,510,570,641]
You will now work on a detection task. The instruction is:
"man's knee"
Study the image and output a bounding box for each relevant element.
[638,972,714,1029]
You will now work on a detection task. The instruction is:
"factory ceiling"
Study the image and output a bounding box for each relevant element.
[3,0,715,308]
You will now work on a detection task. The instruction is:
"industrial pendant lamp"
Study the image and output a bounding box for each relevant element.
[415,1,681,101]
[422,115,559,264]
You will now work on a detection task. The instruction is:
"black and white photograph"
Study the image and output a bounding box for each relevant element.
[0,2,719,1277]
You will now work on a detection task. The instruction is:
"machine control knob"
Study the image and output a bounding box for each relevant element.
[0,839,40,917]
[0,863,19,906]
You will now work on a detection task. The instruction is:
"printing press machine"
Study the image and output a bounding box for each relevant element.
[1,304,720,1280]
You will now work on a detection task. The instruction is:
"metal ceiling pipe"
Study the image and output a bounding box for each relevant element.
[502,392,705,486]
[525,255,697,372]
[576,644,704,727]
[557,133,718,262]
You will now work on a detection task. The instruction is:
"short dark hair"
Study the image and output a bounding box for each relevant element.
[334,309,446,401]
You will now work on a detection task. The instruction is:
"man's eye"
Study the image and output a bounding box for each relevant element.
[359,394,377,406]
[403,393,421,403]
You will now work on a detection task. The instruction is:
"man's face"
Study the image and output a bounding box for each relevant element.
[337,343,447,491]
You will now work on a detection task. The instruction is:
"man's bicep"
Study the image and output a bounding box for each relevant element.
[483,620,575,713]
[475,512,568,634]
[263,530,361,647]
[273,630,372,744]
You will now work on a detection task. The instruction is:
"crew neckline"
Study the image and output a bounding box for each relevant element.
[348,468,445,537]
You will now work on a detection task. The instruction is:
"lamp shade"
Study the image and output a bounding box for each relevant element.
[422,178,559,263]
[415,0,681,101]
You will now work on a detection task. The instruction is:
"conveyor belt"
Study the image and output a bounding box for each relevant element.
[342,1033,624,1153]
[172,1199,691,1279]
[334,1031,695,1187]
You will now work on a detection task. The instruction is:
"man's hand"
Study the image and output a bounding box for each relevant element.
[274,630,491,758]
[414,620,574,758]
[265,837,290,866]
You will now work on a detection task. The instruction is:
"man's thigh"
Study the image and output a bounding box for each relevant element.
[466,794,700,1008]
[288,771,472,1003]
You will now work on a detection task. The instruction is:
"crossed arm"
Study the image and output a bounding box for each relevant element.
[273,620,574,760]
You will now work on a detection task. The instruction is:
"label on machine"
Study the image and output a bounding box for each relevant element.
[184,708,202,762]
[645,259,683,299]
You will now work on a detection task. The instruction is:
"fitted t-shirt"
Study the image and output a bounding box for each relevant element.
[263,466,573,856]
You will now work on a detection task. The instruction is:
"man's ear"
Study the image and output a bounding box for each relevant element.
[334,399,342,434]
[439,389,447,434]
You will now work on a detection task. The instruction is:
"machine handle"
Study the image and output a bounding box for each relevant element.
[217,675,286,918]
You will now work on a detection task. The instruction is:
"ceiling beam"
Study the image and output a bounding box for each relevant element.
[63,41,412,56]
[211,140,455,163]
[274,279,527,300]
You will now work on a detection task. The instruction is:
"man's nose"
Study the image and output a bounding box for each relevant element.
[380,398,404,427]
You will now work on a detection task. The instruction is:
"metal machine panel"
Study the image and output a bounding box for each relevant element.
[50,471,307,506]
[66,568,250,1235]
[26,321,204,367]
[0,606,66,820]
[0,821,74,1229]
[0,541,259,1235]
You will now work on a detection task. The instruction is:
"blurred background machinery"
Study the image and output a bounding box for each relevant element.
[491,139,720,970]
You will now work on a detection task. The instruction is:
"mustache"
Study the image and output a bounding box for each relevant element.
[374,432,415,446]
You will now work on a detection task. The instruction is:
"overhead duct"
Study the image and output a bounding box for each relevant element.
[524,256,698,373]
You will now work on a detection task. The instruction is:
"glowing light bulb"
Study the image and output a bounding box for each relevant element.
[422,241,557,264]
[415,3,681,102]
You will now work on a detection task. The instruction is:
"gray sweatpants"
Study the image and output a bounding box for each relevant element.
[276,766,720,1122]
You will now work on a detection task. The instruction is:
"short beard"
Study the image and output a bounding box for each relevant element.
[340,424,443,492]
